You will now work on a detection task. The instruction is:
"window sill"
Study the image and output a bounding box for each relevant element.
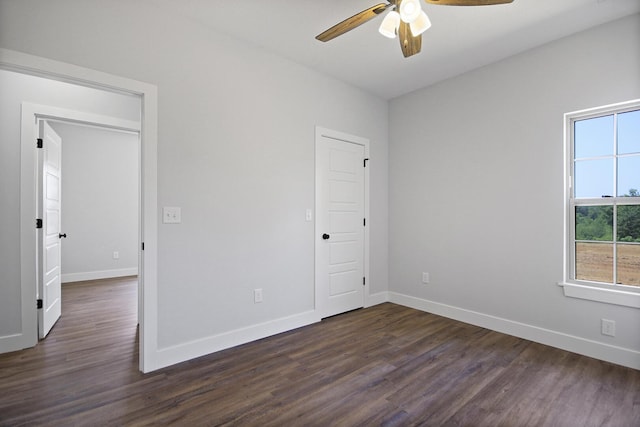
[558,282,640,309]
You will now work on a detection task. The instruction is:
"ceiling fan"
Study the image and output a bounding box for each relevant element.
[316,0,514,58]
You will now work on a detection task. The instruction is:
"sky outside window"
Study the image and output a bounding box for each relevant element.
[574,110,640,198]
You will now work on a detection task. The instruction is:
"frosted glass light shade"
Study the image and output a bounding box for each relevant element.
[379,11,400,38]
[410,10,431,36]
[399,0,421,24]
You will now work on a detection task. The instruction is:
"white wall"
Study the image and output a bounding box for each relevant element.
[52,123,139,282]
[0,0,389,365]
[0,68,140,342]
[389,15,640,367]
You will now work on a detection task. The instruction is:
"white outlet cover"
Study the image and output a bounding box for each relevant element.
[601,319,616,336]
[163,207,182,224]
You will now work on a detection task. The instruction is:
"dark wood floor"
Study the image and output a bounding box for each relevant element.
[1,278,638,426]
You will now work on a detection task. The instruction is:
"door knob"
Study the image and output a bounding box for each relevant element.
[59,233,67,239]
[322,233,330,240]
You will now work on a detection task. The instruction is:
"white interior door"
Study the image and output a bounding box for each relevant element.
[316,131,366,318]
[38,120,63,338]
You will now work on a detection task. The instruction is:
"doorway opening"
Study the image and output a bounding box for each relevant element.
[37,119,140,339]
[1,48,158,372]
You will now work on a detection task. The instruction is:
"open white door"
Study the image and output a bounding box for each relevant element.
[37,120,63,338]
[315,128,368,318]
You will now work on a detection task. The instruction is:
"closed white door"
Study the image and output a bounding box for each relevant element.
[316,131,366,318]
[38,121,63,338]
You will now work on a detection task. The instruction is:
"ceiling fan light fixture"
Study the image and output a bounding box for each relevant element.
[378,11,400,38]
[409,10,431,36]
[399,0,422,24]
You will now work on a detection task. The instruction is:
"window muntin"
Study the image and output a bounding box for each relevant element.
[569,102,640,288]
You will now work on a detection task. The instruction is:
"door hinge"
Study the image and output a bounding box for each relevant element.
[363,158,369,168]
[37,138,43,149]
[37,299,43,309]
[141,242,145,251]
[36,218,43,229]
[363,218,366,226]
[363,277,366,286]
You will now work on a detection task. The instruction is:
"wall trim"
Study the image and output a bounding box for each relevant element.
[558,282,640,309]
[1,47,158,373]
[152,310,320,371]
[389,292,640,371]
[62,268,139,283]
[366,291,389,308]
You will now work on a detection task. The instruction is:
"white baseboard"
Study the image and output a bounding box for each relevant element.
[366,291,389,308]
[151,310,319,371]
[150,291,390,371]
[0,332,32,355]
[61,268,138,283]
[389,292,640,371]
[148,291,639,372]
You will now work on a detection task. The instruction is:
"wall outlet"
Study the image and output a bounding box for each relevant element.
[113,251,119,260]
[601,319,616,336]
[163,206,182,224]
[422,272,430,284]
[254,288,263,303]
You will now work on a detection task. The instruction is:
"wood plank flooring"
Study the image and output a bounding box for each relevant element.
[1,277,639,426]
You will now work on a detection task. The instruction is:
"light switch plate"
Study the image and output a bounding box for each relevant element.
[163,207,181,224]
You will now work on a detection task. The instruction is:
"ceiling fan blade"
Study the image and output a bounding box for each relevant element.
[425,0,513,5]
[398,21,421,58]
[316,3,391,42]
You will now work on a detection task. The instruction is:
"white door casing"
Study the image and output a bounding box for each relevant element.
[38,121,63,338]
[315,127,370,319]
[5,47,157,372]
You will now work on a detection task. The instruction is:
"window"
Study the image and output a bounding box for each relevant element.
[563,100,640,306]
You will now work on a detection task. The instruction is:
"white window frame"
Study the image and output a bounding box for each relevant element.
[560,99,640,309]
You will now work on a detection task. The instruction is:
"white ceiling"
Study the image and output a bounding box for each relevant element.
[155,0,640,100]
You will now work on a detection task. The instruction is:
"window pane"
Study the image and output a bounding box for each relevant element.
[617,205,640,242]
[617,244,640,286]
[575,206,613,241]
[574,115,613,158]
[617,156,640,197]
[576,242,613,283]
[618,110,640,155]
[574,159,613,198]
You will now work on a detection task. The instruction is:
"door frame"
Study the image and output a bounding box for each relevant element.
[314,126,370,318]
[31,111,141,335]
[2,47,158,373]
